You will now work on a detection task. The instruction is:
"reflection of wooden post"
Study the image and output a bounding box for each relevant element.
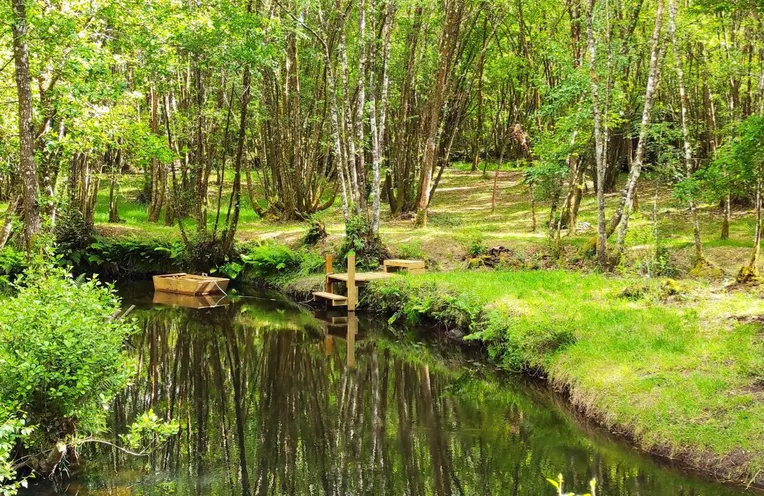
[347,252,357,311]
[325,255,333,292]
[324,335,334,356]
[346,314,357,367]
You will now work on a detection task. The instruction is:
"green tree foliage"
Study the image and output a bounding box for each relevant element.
[0,264,135,475]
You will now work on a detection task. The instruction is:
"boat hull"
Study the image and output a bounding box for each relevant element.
[153,273,230,295]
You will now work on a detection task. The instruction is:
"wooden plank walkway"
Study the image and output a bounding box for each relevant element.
[313,254,425,312]
[327,271,395,283]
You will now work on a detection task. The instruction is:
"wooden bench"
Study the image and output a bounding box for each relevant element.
[383,259,426,275]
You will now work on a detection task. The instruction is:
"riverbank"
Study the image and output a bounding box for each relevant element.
[278,269,764,488]
[5,231,763,489]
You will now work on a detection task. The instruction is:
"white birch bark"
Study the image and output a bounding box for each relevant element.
[614,0,666,257]
[668,0,704,263]
[587,0,608,266]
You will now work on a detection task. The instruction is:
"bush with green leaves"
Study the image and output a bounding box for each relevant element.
[0,248,27,289]
[76,236,187,277]
[338,216,389,270]
[240,242,324,283]
[0,414,32,495]
[53,206,94,256]
[0,265,136,456]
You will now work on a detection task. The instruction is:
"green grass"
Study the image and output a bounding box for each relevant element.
[365,269,764,482]
[90,166,764,278]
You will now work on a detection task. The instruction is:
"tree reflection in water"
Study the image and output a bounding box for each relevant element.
[24,290,756,496]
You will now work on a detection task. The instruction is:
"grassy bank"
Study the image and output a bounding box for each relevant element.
[350,270,764,486]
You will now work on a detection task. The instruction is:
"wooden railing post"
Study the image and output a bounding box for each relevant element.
[347,252,356,311]
[325,254,333,292]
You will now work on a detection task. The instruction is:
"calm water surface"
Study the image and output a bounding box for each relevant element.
[22,283,759,496]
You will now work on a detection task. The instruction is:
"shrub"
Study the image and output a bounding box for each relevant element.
[0,414,32,495]
[0,248,27,286]
[54,207,94,255]
[241,242,301,279]
[466,235,486,258]
[79,236,186,277]
[397,240,426,261]
[303,218,328,245]
[187,235,237,272]
[339,216,389,270]
[0,266,136,451]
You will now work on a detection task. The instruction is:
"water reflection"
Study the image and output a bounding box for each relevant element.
[22,288,758,496]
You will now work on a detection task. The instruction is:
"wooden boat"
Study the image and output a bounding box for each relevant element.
[153,273,229,295]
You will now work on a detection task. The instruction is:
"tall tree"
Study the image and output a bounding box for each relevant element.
[10,0,41,249]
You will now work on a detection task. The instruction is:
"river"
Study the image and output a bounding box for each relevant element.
[21,283,758,495]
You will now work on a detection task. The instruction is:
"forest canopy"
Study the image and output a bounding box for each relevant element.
[0,0,763,272]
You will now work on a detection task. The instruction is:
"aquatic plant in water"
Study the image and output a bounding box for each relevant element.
[547,474,597,496]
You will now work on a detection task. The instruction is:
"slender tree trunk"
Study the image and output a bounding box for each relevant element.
[109,151,122,222]
[162,95,191,249]
[490,141,507,214]
[668,0,704,265]
[370,0,394,234]
[11,0,41,250]
[472,18,488,172]
[613,0,665,258]
[415,1,464,227]
[529,180,537,232]
[224,65,257,251]
[148,87,164,223]
[743,180,762,279]
[587,0,608,266]
[0,195,20,251]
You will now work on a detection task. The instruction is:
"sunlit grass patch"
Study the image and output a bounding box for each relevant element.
[365,269,764,478]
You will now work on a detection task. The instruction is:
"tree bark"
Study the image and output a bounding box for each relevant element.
[0,195,20,251]
[11,0,41,250]
[668,0,704,264]
[613,0,666,258]
[587,0,608,266]
[415,0,464,227]
[370,0,394,234]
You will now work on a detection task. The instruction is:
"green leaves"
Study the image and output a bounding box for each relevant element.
[120,410,179,451]
[0,265,136,446]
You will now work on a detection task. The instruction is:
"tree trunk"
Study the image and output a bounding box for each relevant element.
[613,0,666,258]
[668,0,704,264]
[587,0,608,266]
[0,195,20,251]
[147,88,165,223]
[741,180,762,280]
[11,0,41,250]
[415,1,464,227]
[490,141,507,214]
[162,95,191,249]
[370,0,394,234]
[529,180,537,232]
[224,64,255,252]
[108,177,121,223]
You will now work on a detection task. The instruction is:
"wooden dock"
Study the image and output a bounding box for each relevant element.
[313,254,424,311]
